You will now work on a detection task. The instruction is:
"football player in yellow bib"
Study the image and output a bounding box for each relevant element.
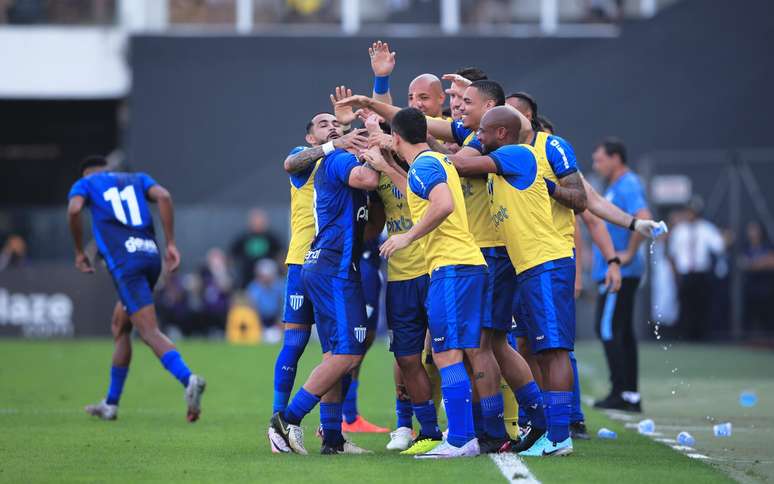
[364,107,494,459]
[449,106,579,457]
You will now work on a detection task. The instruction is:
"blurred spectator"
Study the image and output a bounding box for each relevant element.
[230,208,282,288]
[157,272,192,334]
[0,234,27,271]
[741,221,774,331]
[246,259,285,328]
[667,197,725,340]
[199,247,233,334]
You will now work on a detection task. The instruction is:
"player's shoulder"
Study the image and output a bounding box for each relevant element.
[619,171,645,190]
[288,145,307,156]
[493,143,536,160]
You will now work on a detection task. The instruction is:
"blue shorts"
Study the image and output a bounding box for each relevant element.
[111,256,161,315]
[386,274,429,357]
[283,264,314,325]
[302,269,368,355]
[482,247,517,333]
[426,265,488,353]
[511,286,528,338]
[515,258,576,353]
[360,255,382,331]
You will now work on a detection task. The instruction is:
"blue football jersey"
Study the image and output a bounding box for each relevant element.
[303,149,368,280]
[68,172,159,271]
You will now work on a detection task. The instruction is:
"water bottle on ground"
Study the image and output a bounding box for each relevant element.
[739,391,757,408]
[713,422,732,437]
[597,428,617,439]
[677,431,695,446]
[638,418,655,435]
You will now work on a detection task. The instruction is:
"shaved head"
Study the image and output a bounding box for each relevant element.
[408,73,445,118]
[477,106,522,153]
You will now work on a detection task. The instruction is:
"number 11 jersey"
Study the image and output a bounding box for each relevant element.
[68,171,159,271]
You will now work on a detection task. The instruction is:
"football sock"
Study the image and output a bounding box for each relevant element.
[284,387,320,425]
[159,349,191,387]
[515,381,546,429]
[273,329,310,413]
[412,400,442,439]
[481,393,507,439]
[544,391,572,443]
[320,402,345,446]
[570,351,585,423]
[105,366,129,405]
[396,397,413,429]
[440,362,474,448]
[342,379,359,424]
[472,401,484,437]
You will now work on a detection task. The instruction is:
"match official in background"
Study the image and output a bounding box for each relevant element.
[590,139,652,412]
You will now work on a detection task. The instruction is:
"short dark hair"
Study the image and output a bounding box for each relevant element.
[537,114,554,134]
[306,112,332,134]
[80,155,108,176]
[469,80,505,106]
[456,67,487,82]
[391,107,427,145]
[507,92,541,131]
[597,138,628,164]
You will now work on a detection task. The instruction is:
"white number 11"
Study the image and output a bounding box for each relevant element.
[103,186,142,226]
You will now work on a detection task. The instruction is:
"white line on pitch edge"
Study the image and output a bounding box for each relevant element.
[490,453,541,484]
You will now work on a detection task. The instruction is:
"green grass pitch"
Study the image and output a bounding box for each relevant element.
[1,339,768,483]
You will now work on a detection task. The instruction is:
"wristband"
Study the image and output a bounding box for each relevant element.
[544,177,556,195]
[373,75,390,95]
[607,257,621,266]
[322,141,335,155]
[628,217,637,231]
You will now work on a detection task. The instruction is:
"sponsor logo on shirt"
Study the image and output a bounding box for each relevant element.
[491,206,509,229]
[124,237,158,254]
[304,249,320,265]
[356,206,369,222]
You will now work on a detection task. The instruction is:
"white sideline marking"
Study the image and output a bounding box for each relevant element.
[655,438,677,444]
[687,453,710,460]
[490,453,541,484]
[605,411,635,421]
[671,445,695,452]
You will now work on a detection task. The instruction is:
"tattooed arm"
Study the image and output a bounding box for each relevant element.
[550,171,588,212]
[283,129,369,174]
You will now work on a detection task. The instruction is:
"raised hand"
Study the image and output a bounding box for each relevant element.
[369,40,396,77]
[336,94,373,110]
[330,85,361,125]
[361,146,390,172]
[368,132,393,152]
[442,73,472,96]
[335,128,370,153]
[364,113,383,134]
[74,252,94,273]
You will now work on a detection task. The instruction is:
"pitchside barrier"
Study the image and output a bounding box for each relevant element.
[0,263,115,338]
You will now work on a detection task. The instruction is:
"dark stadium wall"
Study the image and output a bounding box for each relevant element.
[127,0,774,206]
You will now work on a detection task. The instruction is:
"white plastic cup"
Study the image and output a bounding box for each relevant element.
[713,422,732,437]
[638,418,655,435]
[597,428,617,440]
[677,431,695,446]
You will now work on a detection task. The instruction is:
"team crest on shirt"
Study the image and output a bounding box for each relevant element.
[391,184,403,200]
[289,294,304,311]
[354,325,367,343]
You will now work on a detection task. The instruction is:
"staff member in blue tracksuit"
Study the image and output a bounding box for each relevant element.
[590,138,652,413]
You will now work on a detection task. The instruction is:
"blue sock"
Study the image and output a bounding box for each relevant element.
[440,362,474,448]
[273,329,310,413]
[481,393,506,439]
[412,400,441,439]
[105,366,129,405]
[343,379,359,424]
[160,349,192,387]
[320,402,345,446]
[284,387,320,425]
[570,352,585,423]
[544,391,572,443]
[515,381,546,429]
[396,398,413,429]
[472,401,484,438]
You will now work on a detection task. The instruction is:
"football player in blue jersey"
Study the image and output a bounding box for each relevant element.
[67,156,206,422]
[269,115,381,455]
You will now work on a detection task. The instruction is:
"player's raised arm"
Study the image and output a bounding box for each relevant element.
[580,174,662,238]
[369,40,395,105]
[446,153,497,177]
[67,195,94,273]
[284,128,368,174]
[380,183,453,258]
[337,95,454,141]
[147,184,180,272]
[361,146,407,196]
